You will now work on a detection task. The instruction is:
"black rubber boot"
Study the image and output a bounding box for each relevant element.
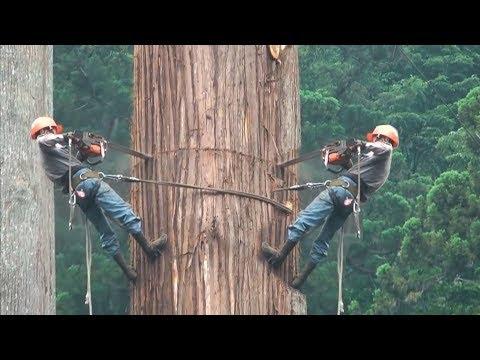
[132,232,168,260]
[261,240,297,268]
[113,252,137,283]
[290,260,317,289]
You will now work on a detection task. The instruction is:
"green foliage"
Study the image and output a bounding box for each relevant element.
[458,86,480,129]
[53,45,133,314]
[299,45,480,314]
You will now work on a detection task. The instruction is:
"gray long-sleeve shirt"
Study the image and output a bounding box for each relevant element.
[346,141,393,200]
[37,133,86,186]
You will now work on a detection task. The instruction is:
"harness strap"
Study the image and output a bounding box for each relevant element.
[71,170,102,189]
[328,178,359,198]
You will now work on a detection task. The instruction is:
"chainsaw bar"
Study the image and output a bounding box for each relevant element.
[107,141,152,160]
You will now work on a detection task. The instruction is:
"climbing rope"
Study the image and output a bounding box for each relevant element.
[83,214,93,315]
[68,137,93,315]
[338,145,362,315]
[91,173,293,215]
[353,145,362,239]
[337,226,345,315]
[68,138,76,231]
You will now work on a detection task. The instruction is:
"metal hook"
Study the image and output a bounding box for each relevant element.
[353,200,361,214]
[69,192,76,206]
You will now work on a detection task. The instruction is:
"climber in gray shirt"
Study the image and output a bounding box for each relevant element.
[345,140,393,201]
[36,132,87,188]
[31,116,168,283]
[261,124,399,290]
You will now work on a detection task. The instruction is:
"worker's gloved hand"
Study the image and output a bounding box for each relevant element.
[346,138,366,151]
[63,132,74,142]
[328,152,342,164]
[63,130,83,144]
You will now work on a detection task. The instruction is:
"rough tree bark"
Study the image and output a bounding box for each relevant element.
[0,46,55,315]
[130,45,305,314]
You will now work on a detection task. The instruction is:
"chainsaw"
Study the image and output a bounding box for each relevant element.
[321,139,354,173]
[66,130,152,165]
[278,138,364,173]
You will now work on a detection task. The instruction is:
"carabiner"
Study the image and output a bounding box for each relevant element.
[69,192,76,206]
[353,200,361,214]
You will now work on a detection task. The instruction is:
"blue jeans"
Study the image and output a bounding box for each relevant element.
[287,176,355,264]
[72,168,142,256]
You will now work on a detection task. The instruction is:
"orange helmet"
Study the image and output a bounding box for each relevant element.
[30,116,63,139]
[366,125,399,148]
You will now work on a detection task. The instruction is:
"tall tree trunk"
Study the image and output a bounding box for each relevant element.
[0,46,55,315]
[130,45,305,314]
